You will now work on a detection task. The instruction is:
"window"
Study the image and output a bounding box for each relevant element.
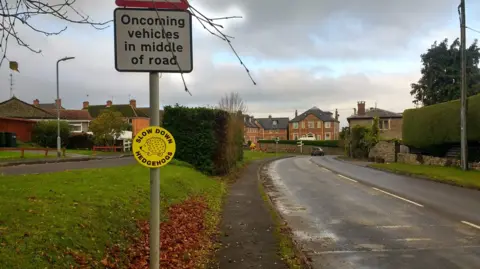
[69,124,82,132]
[307,133,314,138]
[293,133,298,140]
[317,121,322,128]
[379,120,390,130]
[317,134,322,140]
[275,129,279,133]
[293,122,299,129]
[272,120,278,127]
[269,130,273,133]
[308,121,315,128]
[301,122,305,128]
[325,132,331,140]
[325,122,331,128]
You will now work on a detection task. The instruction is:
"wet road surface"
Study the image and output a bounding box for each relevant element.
[0,157,136,175]
[265,156,480,269]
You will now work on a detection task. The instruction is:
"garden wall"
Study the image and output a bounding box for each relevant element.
[397,153,480,170]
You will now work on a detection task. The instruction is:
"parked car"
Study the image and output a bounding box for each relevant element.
[311,147,324,156]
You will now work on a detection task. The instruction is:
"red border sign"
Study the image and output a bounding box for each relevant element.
[115,0,189,10]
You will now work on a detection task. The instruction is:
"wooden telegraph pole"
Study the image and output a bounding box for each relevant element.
[459,0,468,170]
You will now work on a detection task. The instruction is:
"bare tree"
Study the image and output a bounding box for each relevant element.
[218,92,248,114]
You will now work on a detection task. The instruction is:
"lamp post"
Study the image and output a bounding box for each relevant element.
[56,56,75,158]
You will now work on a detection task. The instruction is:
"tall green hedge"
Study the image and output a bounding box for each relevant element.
[258,140,339,147]
[162,105,243,176]
[403,93,480,149]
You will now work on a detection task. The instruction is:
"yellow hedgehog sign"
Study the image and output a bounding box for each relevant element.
[132,126,176,168]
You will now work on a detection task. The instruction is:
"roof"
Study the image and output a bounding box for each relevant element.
[243,115,259,128]
[0,96,56,119]
[136,107,164,120]
[256,117,289,130]
[45,109,93,120]
[347,108,403,121]
[290,107,337,122]
[0,116,36,123]
[85,104,149,118]
[38,103,64,110]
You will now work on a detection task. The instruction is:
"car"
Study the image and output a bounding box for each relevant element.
[311,147,325,156]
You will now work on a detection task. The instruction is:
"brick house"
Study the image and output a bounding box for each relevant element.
[347,101,403,140]
[0,97,92,134]
[288,107,340,140]
[256,116,289,140]
[243,115,261,143]
[83,99,155,136]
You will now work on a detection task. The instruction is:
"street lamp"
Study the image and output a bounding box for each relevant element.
[56,56,75,158]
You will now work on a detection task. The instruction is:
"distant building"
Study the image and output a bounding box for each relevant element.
[288,107,340,140]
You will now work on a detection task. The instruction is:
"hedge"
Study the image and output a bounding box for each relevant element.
[403,93,480,149]
[162,105,243,176]
[258,140,339,147]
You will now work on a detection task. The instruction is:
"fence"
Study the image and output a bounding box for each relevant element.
[0,147,66,158]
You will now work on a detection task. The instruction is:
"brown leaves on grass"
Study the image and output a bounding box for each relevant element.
[103,197,211,269]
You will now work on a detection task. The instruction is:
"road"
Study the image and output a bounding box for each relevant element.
[0,157,136,175]
[264,156,480,269]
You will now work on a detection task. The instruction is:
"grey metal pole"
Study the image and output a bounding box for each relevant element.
[460,0,468,170]
[149,72,160,269]
[56,60,61,158]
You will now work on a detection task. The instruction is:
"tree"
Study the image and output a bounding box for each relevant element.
[410,38,480,106]
[89,110,129,146]
[218,92,248,114]
[31,120,70,148]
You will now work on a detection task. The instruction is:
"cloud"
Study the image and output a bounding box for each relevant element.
[0,0,478,128]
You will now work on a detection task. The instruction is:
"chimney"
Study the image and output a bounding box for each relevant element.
[353,108,357,115]
[129,99,136,109]
[268,115,272,119]
[55,99,62,109]
[335,109,339,121]
[295,110,298,117]
[357,101,366,116]
[106,100,112,107]
[83,101,89,109]
[33,99,39,106]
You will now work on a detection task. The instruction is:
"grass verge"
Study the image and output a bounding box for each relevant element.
[369,163,480,189]
[243,150,287,164]
[66,149,123,156]
[257,159,304,269]
[0,161,225,269]
[0,151,53,161]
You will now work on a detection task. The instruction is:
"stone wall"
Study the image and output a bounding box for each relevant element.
[258,143,344,155]
[368,141,397,163]
[397,153,480,170]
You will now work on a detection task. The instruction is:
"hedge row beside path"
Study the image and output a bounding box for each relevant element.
[403,93,480,149]
[258,139,339,147]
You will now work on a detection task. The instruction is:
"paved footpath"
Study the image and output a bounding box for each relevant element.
[0,157,136,175]
[214,160,288,269]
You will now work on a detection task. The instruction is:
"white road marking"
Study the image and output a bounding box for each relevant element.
[372,187,424,207]
[395,238,431,242]
[337,174,358,183]
[461,221,480,230]
[321,167,330,172]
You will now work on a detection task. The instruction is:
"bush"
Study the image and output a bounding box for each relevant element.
[162,105,243,176]
[258,139,339,147]
[31,120,70,148]
[403,93,480,149]
[67,133,94,149]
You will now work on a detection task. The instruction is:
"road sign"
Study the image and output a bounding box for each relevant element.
[132,126,176,168]
[115,0,189,10]
[114,8,193,73]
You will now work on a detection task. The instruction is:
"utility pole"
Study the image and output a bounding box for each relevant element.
[460,0,468,170]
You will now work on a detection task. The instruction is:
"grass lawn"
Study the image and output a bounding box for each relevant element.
[0,151,52,161]
[370,163,480,189]
[243,150,287,163]
[0,162,226,269]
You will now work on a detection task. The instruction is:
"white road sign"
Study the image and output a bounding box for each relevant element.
[114,8,193,73]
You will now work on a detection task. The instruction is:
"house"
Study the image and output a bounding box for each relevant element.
[256,116,289,140]
[83,99,151,136]
[243,115,261,143]
[347,101,403,140]
[0,117,36,142]
[0,97,92,134]
[288,107,340,140]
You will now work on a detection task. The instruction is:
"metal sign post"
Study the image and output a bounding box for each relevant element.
[114,3,193,269]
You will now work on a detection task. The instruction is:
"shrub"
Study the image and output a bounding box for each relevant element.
[31,120,70,148]
[258,139,339,147]
[67,133,94,149]
[162,105,243,176]
[403,93,480,149]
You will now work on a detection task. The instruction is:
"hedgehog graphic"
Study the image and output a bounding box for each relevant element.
[139,136,167,157]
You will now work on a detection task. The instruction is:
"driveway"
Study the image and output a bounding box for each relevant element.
[0,157,136,175]
[265,156,480,269]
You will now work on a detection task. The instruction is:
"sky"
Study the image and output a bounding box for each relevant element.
[1,0,480,127]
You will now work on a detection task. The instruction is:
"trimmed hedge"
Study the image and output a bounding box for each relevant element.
[67,133,94,149]
[403,94,480,149]
[162,105,243,176]
[258,139,339,147]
